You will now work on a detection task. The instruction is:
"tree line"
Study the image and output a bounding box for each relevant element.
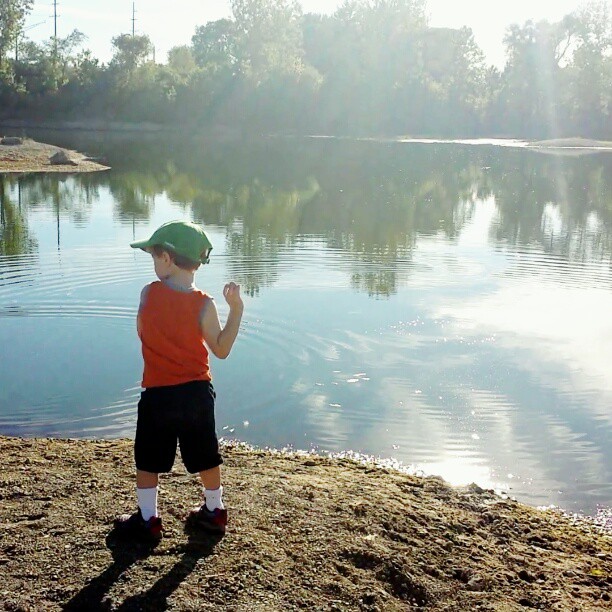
[0,0,610,138]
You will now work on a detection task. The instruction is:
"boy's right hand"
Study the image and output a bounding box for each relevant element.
[201,282,243,359]
[223,282,243,310]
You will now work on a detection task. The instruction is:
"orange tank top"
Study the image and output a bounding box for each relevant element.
[138,281,211,388]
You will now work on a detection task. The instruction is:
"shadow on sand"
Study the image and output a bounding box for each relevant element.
[62,522,222,611]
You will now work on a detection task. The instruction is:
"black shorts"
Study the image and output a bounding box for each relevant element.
[134,380,223,474]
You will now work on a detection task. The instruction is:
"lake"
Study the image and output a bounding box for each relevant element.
[1,132,611,518]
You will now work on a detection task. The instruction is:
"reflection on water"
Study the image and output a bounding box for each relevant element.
[0,135,611,516]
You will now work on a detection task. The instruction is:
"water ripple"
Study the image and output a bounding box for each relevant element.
[0,302,135,320]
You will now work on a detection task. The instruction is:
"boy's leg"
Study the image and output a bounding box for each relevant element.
[137,470,159,520]
[199,466,224,511]
[116,468,163,540]
[115,388,176,540]
[199,465,221,490]
[190,465,227,533]
[177,381,227,532]
[177,381,223,506]
[137,470,159,488]
[133,385,179,515]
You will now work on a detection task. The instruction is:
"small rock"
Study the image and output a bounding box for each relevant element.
[49,150,79,166]
[1,136,23,145]
[563,570,577,578]
[466,576,486,591]
[453,567,471,583]
[518,570,535,583]
[360,592,377,605]
[425,565,440,578]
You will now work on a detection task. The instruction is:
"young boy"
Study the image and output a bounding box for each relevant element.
[116,220,243,540]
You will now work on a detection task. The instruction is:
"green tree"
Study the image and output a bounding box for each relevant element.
[231,0,304,78]
[335,0,427,32]
[0,0,33,75]
[10,29,96,116]
[562,1,612,137]
[107,33,162,120]
[110,33,153,74]
[43,29,87,87]
[167,45,197,78]
[424,27,488,134]
[191,19,236,70]
[71,49,101,89]
[307,0,431,135]
[499,19,568,137]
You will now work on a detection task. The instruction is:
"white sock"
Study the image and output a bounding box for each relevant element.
[137,486,158,521]
[204,485,224,511]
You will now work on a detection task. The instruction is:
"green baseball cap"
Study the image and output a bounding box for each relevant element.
[130,220,213,264]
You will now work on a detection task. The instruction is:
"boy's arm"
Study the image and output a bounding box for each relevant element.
[201,283,244,359]
[137,285,149,338]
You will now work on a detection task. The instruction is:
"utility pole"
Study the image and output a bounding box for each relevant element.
[132,3,136,37]
[51,0,59,88]
[53,0,58,53]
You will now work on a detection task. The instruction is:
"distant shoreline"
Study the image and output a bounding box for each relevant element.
[2,129,611,174]
[2,119,612,149]
[528,137,612,150]
[0,137,110,174]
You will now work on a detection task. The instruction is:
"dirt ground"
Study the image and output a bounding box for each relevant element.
[0,436,610,611]
[0,138,109,173]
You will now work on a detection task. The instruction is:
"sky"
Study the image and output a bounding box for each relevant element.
[24,0,593,68]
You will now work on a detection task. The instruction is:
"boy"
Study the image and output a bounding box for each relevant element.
[116,220,243,540]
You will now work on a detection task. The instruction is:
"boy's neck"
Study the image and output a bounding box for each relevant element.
[161,268,196,291]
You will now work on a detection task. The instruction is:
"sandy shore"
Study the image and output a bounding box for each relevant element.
[528,137,612,149]
[0,436,610,611]
[0,138,110,173]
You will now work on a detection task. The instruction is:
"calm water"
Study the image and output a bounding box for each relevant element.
[1,133,611,517]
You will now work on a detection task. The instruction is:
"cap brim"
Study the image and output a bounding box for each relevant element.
[130,239,152,250]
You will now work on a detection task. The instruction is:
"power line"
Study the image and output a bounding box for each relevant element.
[15,20,47,61]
